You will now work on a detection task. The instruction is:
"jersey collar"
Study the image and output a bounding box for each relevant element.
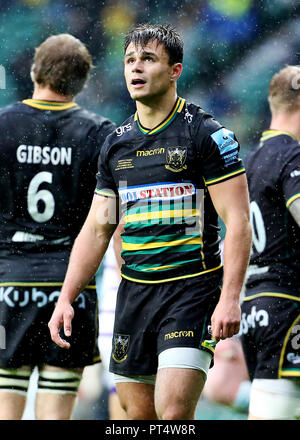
[260,129,297,144]
[22,99,78,111]
[134,96,185,136]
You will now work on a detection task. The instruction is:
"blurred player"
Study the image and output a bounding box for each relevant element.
[241,65,300,420]
[49,23,251,420]
[0,34,115,419]
[203,337,250,413]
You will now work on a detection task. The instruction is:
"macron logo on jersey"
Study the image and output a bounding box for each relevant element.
[210,128,239,166]
[118,182,197,204]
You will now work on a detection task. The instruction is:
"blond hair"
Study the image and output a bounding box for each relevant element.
[268,65,300,114]
[32,34,93,97]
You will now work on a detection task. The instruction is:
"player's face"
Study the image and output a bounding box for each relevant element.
[124,40,176,102]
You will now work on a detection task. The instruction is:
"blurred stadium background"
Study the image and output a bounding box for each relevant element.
[1,0,300,420]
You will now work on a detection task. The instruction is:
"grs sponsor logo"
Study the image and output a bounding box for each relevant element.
[240,305,269,334]
[116,123,132,136]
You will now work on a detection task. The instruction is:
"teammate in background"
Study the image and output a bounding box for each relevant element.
[49,23,252,420]
[240,65,300,420]
[0,34,115,420]
[203,337,250,413]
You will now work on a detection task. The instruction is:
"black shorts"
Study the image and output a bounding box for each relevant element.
[240,292,300,381]
[0,284,100,368]
[109,269,222,376]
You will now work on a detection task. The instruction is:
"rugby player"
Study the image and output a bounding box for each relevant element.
[0,34,115,419]
[240,65,300,420]
[49,23,252,420]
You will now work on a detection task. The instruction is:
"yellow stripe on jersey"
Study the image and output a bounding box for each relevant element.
[134,97,186,135]
[124,208,200,224]
[204,168,245,185]
[23,99,77,111]
[286,193,300,208]
[0,282,96,289]
[261,130,297,141]
[94,188,118,198]
[122,235,202,251]
[243,292,300,302]
[278,315,300,379]
[148,98,185,135]
[139,261,197,271]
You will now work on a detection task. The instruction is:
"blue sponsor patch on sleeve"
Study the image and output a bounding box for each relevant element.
[210,128,239,166]
[210,128,239,154]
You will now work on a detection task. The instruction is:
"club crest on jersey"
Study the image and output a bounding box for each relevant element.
[165,146,187,172]
[112,334,130,363]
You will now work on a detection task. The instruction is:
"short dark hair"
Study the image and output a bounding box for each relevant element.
[124,23,183,65]
[32,34,93,97]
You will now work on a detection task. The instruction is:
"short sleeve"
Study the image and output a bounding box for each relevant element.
[95,138,119,199]
[281,149,300,208]
[196,115,245,186]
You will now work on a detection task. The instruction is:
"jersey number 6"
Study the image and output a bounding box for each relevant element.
[27,171,55,223]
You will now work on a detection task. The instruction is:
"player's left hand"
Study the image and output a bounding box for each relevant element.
[48,300,74,349]
[210,298,241,343]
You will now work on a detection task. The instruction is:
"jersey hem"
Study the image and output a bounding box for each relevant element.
[121,264,223,284]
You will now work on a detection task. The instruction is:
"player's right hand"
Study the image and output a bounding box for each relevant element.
[48,301,74,349]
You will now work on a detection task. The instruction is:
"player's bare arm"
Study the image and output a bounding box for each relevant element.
[288,197,300,228]
[48,194,118,349]
[208,174,252,342]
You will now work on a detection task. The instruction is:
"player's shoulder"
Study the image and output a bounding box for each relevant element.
[72,107,115,130]
[184,100,240,157]
[0,102,25,118]
[184,100,223,136]
[251,132,299,160]
[104,114,135,144]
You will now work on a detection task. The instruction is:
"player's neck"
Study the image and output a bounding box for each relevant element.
[270,110,300,141]
[32,84,73,103]
[135,88,177,129]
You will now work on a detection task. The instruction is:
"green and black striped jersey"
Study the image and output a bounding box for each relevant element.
[96,97,245,283]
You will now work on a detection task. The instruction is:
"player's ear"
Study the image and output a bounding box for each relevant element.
[170,63,182,82]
